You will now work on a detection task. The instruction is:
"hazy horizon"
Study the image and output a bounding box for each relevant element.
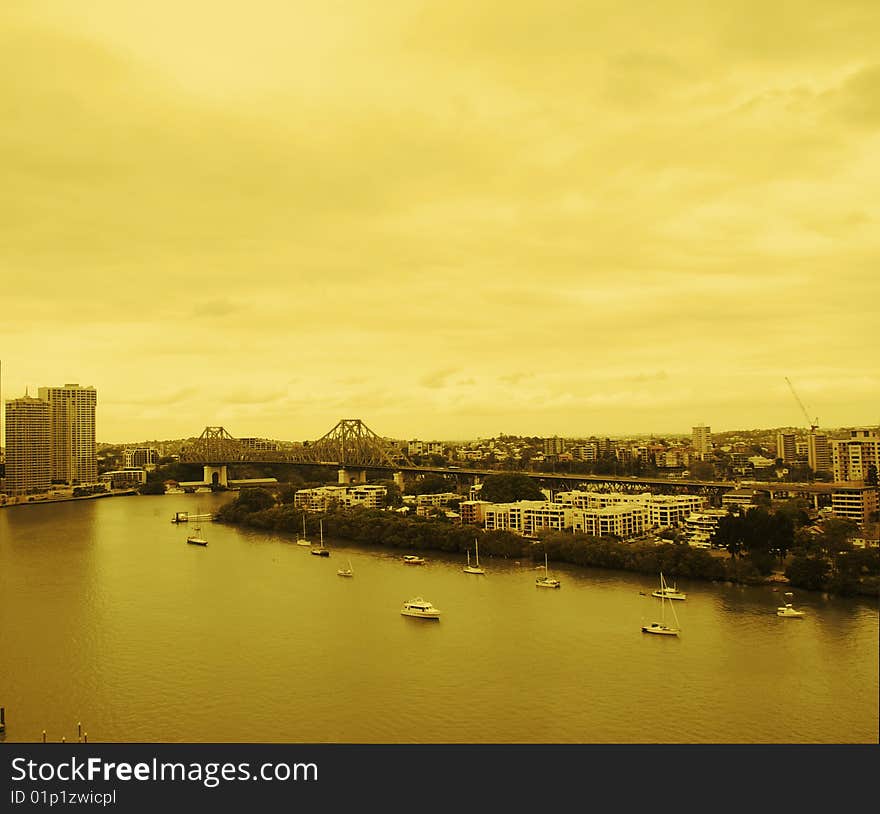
[3,1,878,443]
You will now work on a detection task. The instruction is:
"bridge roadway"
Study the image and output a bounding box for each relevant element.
[189,454,843,500]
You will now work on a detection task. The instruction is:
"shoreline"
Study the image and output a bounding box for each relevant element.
[0,490,138,509]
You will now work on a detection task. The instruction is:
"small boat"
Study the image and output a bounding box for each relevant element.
[171,511,189,524]
[296,515,311,547]
[186,526,208,546]
[463,538,485,575]
[536,553,560,588]
[777,592,805,618]
[652,579,686,601]
[642,572,680,636]
[403,555,426,565]
[311,519,330,556]
[400,597,441,619]
[337,559,354,577]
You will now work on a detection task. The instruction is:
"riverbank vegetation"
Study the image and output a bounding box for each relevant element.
[217,488,880,596]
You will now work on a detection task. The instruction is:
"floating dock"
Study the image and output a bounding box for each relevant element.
[170,511,215,523]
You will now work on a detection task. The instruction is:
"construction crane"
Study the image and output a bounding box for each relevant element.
[784,377,818,432]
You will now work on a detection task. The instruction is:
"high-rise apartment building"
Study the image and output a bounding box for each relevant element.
[832,429,880,484]
[37,383,97,485]
[543,437,566,456]
[807,433,831,475]
[692,425,712,459]
[776,432,797,464]
[4,395,51,494]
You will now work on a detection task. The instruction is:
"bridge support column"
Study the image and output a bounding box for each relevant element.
[203,465,228,487]
[393,472,406,491]
[338,468,367,485]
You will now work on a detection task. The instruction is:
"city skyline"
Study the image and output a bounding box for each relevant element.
[3,1,879,443]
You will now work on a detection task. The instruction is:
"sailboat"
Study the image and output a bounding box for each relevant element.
[296,515,311,546]
[535,552,560,588]
[642,572,680,635]
[186,525,208,546]
[311,519,330,556]
[463,538,485,574]
[777,591,805,617]
[337,559,354,577]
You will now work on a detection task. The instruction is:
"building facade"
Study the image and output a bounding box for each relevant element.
[831,429,880,484]
[37,384,97,485]
[807,432,831,475]
[4,395,51,494]
[692,425,712,459]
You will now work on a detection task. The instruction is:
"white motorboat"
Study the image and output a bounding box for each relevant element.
[652,582,687,601]
[777,592,805,617]
[400,597,441,619]
[463,538,485,574]
[337,559,354,577]
[642,572,680,636]
[403,555,426,565]
[535,553,560,588]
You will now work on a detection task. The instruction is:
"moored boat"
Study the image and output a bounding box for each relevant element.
[400,597,441,619]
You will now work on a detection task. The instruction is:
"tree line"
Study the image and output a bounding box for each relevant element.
[216,487,880,596]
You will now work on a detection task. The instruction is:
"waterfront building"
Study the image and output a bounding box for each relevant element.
[37,383,97,485]
[684,509,730,548]
[4,395,51,495]
[571,505,647,538]
[99,468,147,489]
[459,500,492,526]
[646,494,707,526]
[294,484,387,511]
[831,429,880,484]
[123,447,159,469]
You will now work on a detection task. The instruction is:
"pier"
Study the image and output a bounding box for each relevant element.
[170,511,215,524]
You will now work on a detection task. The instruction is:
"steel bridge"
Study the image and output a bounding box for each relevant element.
[178,419,839,504]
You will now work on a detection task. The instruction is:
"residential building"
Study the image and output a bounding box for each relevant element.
[4,395,51,494]
[37,383,97,485]
[692,425,712,459]
[99,469,147,489]
[459,500,492,526]
[294,484,387,511]
[722,489,765,509]
[123,447,159,469]
[830,486,878,525]
[543,437,566,456]
[684,509,730,548]
[807,433,832,475]
[831,429,880,484]
[572,505,647,538]
[776,432,797,464]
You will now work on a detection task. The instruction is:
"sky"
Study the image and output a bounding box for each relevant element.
[2,0,879,444]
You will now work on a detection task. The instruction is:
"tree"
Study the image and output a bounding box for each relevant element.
[278,485,298,505]
[405,475,456,495]
[480,473,545,503]
[235,487,276,513]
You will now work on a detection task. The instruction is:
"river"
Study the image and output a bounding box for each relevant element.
[1,493,877,743]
